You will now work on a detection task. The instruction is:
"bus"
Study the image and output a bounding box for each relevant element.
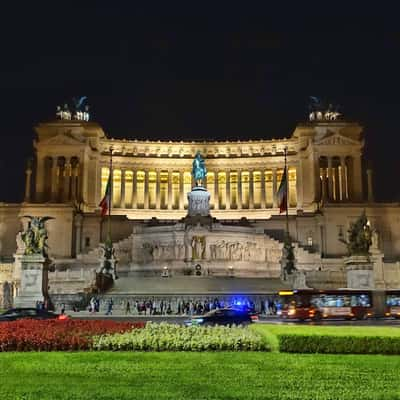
[278,289,374,321]
[384,290,400,318]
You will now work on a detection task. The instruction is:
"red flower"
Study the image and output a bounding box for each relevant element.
[0,320,144,351]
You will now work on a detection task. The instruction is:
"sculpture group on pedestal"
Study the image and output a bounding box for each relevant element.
[97,239,118,280]
[187,151,210,217]
[20,216,53,257]
[308,96,342,122]
[15,216,54,308]
[56,96,90,121]
[339,210,372,256]
[339,211,374,289]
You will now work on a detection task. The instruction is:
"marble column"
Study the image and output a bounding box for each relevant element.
[63,160,71,202]
[225,171,230,210]
[321,167,327,202]
[179,170,184,210]
[272,168,278,208]
[327,157,333,201]
[295,163,303,209]
[214,171,219,210]
[132,170,137,209]
[366,168,374,203]
[35,155,46,202]
[144,170,149,209]
[260,170,266,209]
[76,161,83,203]
[120,169,126,208]
[155,170,161,209]
[51,157,59,202]
[340,156,346,202]
[249,170,254,209]
[70,162,77,201]
[168,170,173,209]
[352,154,363,202]
[74,214,83,256]
[24,162,33,202]
[237,170,242,210]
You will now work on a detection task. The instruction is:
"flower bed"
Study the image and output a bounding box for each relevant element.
[93,322,269,351]
[0,320,145,351]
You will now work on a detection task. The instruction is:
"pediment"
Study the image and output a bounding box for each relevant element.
[315,132,360,146]
[40,133,86,146]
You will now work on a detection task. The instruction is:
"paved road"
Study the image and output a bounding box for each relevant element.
[70,313,400,326]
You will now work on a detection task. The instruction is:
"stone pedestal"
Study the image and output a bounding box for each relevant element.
[345,255,374,289]
[14,254,46,307]
[187,186,210,217]
[290,271,309,289]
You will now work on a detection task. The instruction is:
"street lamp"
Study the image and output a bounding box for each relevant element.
[162,266,169,278]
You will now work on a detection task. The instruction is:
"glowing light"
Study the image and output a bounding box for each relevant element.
[279,291,294,296]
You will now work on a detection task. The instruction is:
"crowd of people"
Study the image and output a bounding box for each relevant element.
[80,296,280,316]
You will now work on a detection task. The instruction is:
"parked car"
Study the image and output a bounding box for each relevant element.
[0,308,67,322]
[185,308,258,327]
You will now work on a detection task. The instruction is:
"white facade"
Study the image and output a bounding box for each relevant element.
[0,117,399,305]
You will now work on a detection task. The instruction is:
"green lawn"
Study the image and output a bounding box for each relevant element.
[1,352,400,400]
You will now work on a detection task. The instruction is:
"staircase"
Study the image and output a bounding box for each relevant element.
[264,229,322,268]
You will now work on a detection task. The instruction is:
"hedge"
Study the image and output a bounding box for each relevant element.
[278,334,400,355]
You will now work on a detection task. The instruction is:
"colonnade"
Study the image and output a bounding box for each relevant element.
[101,166,298,210]
[319,155,360,202]
[36,156,81,202]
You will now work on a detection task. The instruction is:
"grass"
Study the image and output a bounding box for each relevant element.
[2,324,400,399]
[2,351,400,400]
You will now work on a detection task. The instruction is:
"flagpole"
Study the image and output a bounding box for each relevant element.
[107,146,113,244]
[284,146,289,237]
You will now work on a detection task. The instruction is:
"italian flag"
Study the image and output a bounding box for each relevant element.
[99,175,111,217]
[277,168,288,213]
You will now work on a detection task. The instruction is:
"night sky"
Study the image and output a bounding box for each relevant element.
[0,3,399,202]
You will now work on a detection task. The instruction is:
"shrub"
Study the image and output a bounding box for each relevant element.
[0,320,144,351]
[93,322,269,352]
[278,334,400,355]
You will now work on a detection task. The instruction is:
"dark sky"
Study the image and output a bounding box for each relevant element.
[0,3,399,202]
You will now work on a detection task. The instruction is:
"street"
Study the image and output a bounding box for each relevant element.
[70,312,400,327]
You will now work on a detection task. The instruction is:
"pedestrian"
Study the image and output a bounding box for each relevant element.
[160,300,164,315]
[89,297,95,313]
[125,300,131,315]
[106,298,113,315]
[135,300,139,314]
[177,301,182,315]
[60,303,65,315]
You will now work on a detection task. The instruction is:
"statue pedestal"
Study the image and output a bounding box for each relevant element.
[187,186,210,217]
[14,254,46,307]
[345,255,374,289]
[289,271,310,289]
[370,249,386,289]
